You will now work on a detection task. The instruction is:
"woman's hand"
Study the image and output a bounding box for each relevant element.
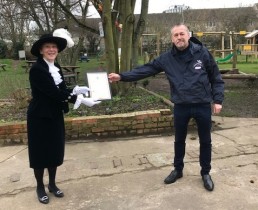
[72,85,90,96]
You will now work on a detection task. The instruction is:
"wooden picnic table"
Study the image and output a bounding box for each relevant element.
[21,61,80,85]
[61,65,80,85]
[61,65,80,73]
[0,64,7,71]
[22,60,36,73]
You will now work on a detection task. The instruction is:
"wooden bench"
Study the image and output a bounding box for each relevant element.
[0,64,7,71]
[21,65,29,73]
[22,60,36,73]
[63,73,77,85]
[61,65,80,83]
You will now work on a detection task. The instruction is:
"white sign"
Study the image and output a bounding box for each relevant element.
[18,50,26,59]
[99,22,104,37]
[86,72,111,100]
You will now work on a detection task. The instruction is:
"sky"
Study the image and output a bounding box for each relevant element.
[87,1,258,17]
[134,0,258,13]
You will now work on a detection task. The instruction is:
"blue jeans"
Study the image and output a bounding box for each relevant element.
[173,103,212,175]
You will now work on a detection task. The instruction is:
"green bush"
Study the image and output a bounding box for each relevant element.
[142,79,149,88]
[12,42,24,59]
[0,40,8,58]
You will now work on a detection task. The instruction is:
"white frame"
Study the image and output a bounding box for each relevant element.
[86,72,112,100]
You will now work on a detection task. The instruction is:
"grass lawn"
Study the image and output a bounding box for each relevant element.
[217,54,258,74]
[218,62,258,74]
[1,55,258,121]
[0,54,258,99]
[0,57,105,99]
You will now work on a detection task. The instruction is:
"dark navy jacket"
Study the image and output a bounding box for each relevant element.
[120,37,224,105]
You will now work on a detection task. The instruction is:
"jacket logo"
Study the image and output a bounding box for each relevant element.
[193,60,203,70]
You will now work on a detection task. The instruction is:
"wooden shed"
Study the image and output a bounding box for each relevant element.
[237,30,258,56]
[245,30,258,44]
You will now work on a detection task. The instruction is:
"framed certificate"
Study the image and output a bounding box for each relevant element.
[86,71,112,100]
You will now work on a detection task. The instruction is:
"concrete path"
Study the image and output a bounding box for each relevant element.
[0,116,258,210]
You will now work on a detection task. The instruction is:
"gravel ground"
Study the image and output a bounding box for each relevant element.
[145,74,258,118]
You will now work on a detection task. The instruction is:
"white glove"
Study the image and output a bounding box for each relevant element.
[72,85,90,96]
[73,94,101,109]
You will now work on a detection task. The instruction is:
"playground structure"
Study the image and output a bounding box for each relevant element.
[139,31,258,79]
[193,31,227,58]
[194,30,258,60]
[193,31,250,57]
[193,30,258,80]
[215,53,234,63]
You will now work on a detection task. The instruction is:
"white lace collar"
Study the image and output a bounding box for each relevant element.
[44,59,63,85]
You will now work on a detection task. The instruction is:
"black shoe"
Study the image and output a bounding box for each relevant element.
[48,185,64,197]
[36,188,49,204]
[164,170,183,184]
[202,174,214,191]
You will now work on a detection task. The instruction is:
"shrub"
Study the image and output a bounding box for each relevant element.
[10,88,31,109]
[142,79,149,88]
[0,40,8,58]
[12,42,24,59]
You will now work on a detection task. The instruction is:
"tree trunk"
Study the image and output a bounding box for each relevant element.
[132,0,149,68]
[120,0,135,72]
[102,0,118,95]
[118,0,136,95]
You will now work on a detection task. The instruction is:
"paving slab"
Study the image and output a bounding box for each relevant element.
[0,116,258,210]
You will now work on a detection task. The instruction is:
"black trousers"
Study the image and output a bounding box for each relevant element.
[173,103,212,175]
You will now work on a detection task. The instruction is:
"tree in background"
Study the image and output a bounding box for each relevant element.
[0,0,100,62]
[0,0,29,59]
[0,0,148,95]
[92,0,149,95]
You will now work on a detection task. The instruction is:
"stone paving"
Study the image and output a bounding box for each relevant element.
[0,116,258,210]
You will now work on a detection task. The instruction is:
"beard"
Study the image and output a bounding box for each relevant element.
[175,41,188,51]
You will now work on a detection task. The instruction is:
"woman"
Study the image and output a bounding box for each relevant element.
[27,33,100,204]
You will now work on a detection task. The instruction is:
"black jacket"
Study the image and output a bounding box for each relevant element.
[27,58,77,168]
[27,58,76,119]
[120,37,224,105]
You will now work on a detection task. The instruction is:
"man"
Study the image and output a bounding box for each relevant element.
[108,23,224,191]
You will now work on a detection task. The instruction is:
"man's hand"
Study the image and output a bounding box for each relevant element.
[108,73,121,83]
[213,103,222,114]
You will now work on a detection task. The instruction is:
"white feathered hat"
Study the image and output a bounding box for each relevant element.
[53,28,74,48]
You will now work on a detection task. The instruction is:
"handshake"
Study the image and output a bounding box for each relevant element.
[72,85,101,109]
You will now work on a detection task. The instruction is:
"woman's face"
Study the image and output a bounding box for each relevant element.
[40,42,58,62]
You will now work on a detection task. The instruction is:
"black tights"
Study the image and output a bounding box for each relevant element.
[34,167,58,191]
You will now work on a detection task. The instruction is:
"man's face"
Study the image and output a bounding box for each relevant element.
[171,25,190,51]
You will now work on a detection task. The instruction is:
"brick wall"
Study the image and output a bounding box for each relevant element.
[0,109,174,146]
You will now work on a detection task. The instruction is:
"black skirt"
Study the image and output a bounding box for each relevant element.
[27,115,65,169]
